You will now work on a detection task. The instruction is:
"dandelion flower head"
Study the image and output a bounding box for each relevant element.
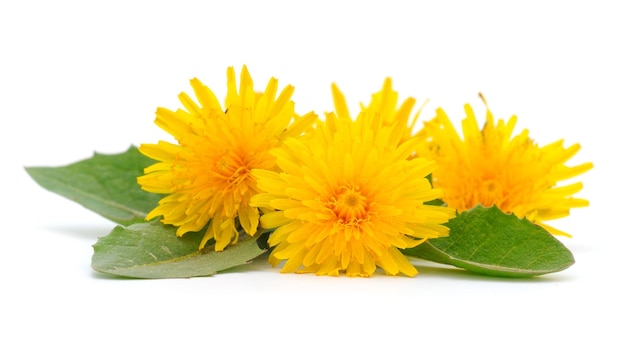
[250,105,455,277]
[417,97,593,236]
[138,66,316,250]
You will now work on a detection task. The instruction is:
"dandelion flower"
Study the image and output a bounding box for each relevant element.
[417,96,593,236]
[250,110,455,277]
[138,66,316,250]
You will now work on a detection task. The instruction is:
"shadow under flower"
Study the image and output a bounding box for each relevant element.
[411,259,574,283]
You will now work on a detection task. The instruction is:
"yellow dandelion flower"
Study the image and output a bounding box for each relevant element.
[137,66,316,251]
[250,110,455,277]
[417,96,593,236]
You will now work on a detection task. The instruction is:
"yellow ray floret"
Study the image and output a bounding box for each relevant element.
[250,109,455,277]
[332,78,426,151]
[137,65,316,251]
[416,97,593,236]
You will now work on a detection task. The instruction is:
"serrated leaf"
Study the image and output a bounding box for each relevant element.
[91,221,268,278]
[403,205,575,277]
[25,146,160,225]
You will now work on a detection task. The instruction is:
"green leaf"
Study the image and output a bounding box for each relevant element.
[91,222,268,278]
[403,205,575,277]
[25,146,160,225]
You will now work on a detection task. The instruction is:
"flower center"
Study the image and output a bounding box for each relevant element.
[477,178,503,207]
[333,186,369,222]
[215,153,252,190]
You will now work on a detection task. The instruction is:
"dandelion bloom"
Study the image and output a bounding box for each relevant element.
[138,66,316,250]
[417,97,593,236]
[250,108,455,277]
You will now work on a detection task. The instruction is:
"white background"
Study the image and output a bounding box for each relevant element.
[1,1,623,336]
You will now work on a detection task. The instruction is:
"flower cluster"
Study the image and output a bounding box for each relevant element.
[137,66,592,277]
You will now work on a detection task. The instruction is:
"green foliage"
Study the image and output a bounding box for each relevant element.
[92,223,267,278]
[404,206,575,277]
[25,146,160,225]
